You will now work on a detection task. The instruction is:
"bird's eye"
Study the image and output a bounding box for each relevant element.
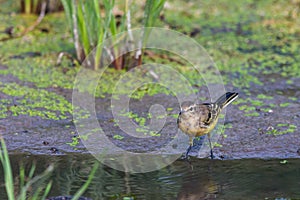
[189,107,194,111]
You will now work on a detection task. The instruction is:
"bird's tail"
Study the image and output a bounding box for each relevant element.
[214,92,239,109]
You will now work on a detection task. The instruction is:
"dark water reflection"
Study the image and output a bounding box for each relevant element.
[0,154,300,199]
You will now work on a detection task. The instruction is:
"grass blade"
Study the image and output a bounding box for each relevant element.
[61,0,74,36]
[41,181,53,200]
[24,0,31,14]
[0,138,15,200]
[71,162,99,200]
[77,1,90,58]
[17,164,54,200]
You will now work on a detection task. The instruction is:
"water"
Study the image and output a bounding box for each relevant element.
[0,154,299,200]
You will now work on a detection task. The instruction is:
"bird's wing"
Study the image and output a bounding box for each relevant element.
[198,103,220,127]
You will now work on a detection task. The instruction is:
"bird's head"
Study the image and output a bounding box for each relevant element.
[179,101,196,115]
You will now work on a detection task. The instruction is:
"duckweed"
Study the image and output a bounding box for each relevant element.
[288,97,297,101]
[113,135,124,140]
[266,124,297,135]
[244,112,260,117]
[0,82,72,120]
[66,136,80,147]
[279,102,290,107]
[257,94,273,100]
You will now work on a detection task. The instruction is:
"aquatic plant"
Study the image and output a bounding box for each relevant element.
[0,138,99,200]
[0,138,53,199]
[61,0,165,70]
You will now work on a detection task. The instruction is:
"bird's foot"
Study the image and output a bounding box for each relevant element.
[210,150,215,159]
[180,153,190,160]
[179,145,193,160]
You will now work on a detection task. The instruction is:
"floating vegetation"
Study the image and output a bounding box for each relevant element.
[0,82,72,120]
[113,134,124,140]
[266,124,297,135]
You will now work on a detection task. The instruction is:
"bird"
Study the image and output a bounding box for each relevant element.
[177,92,238,159]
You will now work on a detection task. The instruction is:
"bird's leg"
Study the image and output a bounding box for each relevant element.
[185,145,192,158]
[185,137,194,159]
[207,133,214,159]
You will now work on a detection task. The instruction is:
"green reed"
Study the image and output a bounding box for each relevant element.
[61,0,165,70]
[0,138,98,200]
[23,0,39,14]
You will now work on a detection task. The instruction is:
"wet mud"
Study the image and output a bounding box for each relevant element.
[0,72,299,159]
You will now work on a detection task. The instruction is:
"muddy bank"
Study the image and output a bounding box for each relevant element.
[1,73,299,159]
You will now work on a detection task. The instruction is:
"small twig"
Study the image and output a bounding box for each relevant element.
[149,70,159,80]
[135,40,143,60]
[103,46,115,64]
[56,52,79,66]
[21,1,47,35]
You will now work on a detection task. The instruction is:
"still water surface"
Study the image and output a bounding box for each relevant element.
[0,154,299,199]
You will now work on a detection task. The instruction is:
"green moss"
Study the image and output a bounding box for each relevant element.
[244,112,260,117]
[232,98,247,105]
[279,102,290,107]
[166,107,173,111]
[66,136,80,147]
[239,99,262,117]
[149,131,161,137]
[256,94,273,100]
[266,128,280,135]
[0,82,72,120]
[238,105,255,112]
[260,108,273,113]
[214,143,223,148]
[267,124,297,135]
[277,123,289,127]
[289,124,297,129]
[288,97,297,101]
[163,0,300,90]
[1,57,78,89]
[269,103,276,108]
[224,123,233,129]
[113,135,124,140]
[118,111,151,127]
[286,80,293,84]
[169,114,179,119]
[250,100,264,106]
[276,91,283,95]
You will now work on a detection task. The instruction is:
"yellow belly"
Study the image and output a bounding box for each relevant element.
[179,117,219,137]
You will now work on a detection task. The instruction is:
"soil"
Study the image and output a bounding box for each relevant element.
[1,72,299,159]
